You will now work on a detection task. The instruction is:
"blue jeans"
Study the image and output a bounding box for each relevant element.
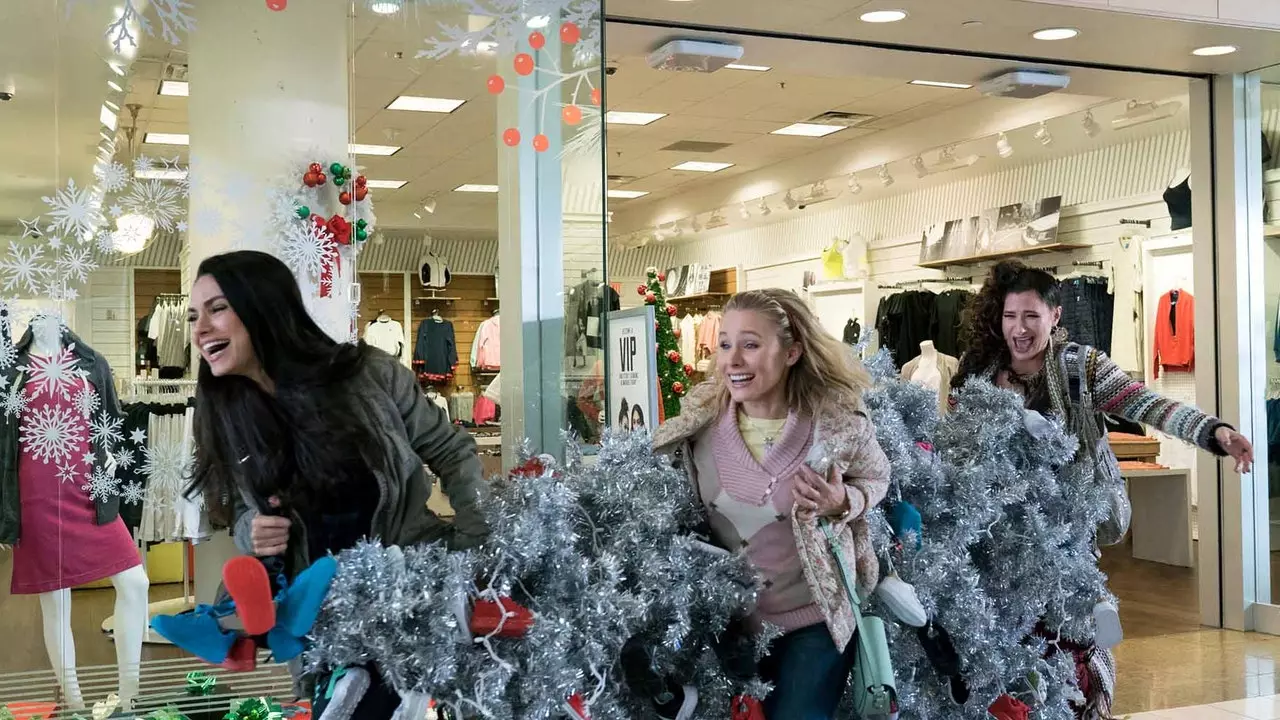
[760,623,858,719]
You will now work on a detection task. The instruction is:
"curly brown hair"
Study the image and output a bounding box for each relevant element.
[954,260,1061,387]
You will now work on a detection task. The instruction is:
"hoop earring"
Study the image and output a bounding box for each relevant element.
[1052,325,1069,344]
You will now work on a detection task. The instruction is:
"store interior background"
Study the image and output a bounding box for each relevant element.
[7,0,1280,715]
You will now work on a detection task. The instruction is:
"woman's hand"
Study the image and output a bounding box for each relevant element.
[1216,426,1255,474]
[792,465,849,520]
[250,495,291,557]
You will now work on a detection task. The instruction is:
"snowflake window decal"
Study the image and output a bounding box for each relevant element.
[19,346,86,402]
[19,403,86,467]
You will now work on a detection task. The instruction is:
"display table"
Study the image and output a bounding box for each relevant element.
[1109,432,1162,464]
[1122,466,1194,567]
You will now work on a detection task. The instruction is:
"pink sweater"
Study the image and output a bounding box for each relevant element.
[691,406,825,631]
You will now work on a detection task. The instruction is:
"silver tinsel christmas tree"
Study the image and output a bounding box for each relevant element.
[857,350,1112,720]
[307,434,770,719]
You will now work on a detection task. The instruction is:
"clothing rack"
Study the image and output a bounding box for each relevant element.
[877,276,974,290]
[126,378,197,401]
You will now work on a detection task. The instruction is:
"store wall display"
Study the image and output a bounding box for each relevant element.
[917,195,1068,267]
[1152,288,1195,378]
[1059,275,1116,353]
[663,263,712,297]
[606,306,659,433]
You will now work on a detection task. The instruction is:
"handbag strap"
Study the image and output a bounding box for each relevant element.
[820,520,875,658]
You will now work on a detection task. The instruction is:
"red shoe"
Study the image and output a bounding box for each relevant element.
[731,696,765,720]
[988,694,1031,720]
[469,597,535,638]
[223,556,276,635]
[565,693,590,719]
[221,637,258,672]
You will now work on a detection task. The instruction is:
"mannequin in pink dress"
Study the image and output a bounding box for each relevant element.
[4,315,149,711]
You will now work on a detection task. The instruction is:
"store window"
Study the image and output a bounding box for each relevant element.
[0,0,603,712]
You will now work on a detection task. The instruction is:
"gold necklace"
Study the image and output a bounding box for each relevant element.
[742,412,784,449]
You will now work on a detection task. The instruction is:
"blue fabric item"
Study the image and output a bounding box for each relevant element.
[759,623,858,720]
[276,555,338,638]
[889,501,923,550]
[267,626,307,663]
[150,603,237,664]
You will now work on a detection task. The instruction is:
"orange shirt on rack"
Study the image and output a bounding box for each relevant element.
[1153,289,1194,378]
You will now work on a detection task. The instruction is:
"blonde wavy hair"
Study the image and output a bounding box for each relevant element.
[712,288,872,417]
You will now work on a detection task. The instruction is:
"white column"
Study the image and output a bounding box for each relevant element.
[186,0,352,339]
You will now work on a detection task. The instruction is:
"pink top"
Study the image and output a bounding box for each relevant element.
[473,315,501,370]
[691,405,823,631]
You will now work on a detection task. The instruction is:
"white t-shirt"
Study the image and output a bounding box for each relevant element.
[364,318,405,358]
[679,314,698,365]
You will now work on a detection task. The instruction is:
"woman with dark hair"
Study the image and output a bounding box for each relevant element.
[184,250,487,711]
[954,259,1252,718]
[630,404,646,431]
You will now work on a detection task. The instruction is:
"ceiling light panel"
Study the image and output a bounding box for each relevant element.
[145,133,190,146]
[771,123,845,137]
[1192,45,1237,56]
[725,63,771,72]
[349,143,401,156]
[1032,27,1079,40]
[605,111,667,126]
[860,9,907,23]
[607,190,649,199]
[159,80,189,96]
[364,180,408,189]
[910,80,973,89]
[670,161,734,172]
[455,184,500,193]
[386,95,466,112]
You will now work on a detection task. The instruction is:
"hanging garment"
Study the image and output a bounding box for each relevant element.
[1110,236,1145,373]
[474,395,498,424]
[565,284,585,364]
[426,392,450,422]
[149,300,189,371]
[471,315,502,370]
[842,319,861,346]
[695,311,722,366]
[678,314,698,366]
[581,284,620,350]
[1058,277,1114,354]
[875,291,937,368]
[363,317,405,358]
[842,234,868,279]
[10,376,141,594]
[1153,289,1195,378]
[930,289,974,358]
[1163,175,1192,232]
[136,312,158,370]
[450,391,475,424]
[821,243,845,280]
[413,319,458,381]
[418,254,452,288]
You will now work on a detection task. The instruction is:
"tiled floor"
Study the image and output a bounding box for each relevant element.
[1113,630,1280,714]
[1129,694,1280,718]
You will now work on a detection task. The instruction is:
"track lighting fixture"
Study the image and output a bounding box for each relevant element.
[996,132,1013,159]
[759,197,772,215]
[692,214,704,232]
[423,194,438,214]
[912,156,928,179]
[783,190,798,210]
[878,164,894,188]
[1034,121,1053,146]
[1082,111,1100,138]
[848,173,862,194]
[739,202,751,220]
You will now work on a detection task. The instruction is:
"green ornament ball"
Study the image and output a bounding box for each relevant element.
[295,206,310,219]
[343,166,353,179]
[329,162,343,175]
[356,219,368,229]
[356,228,369,242]
[334,176,346,186]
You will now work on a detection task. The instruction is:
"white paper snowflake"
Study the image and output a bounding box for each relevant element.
[90,411,125,451]
[94,161,131,193]
[129,428,147,446]
[105,0,195,52]
[121,481,145,506]
[80,451,96,467]
[83,466,121,503]
[112,447,137,470]
[0,245,53,295]
[41,179,104,238]
[0,342,16,372]
[73,386,100,419]
[20,346,84,401]
[141,440,191,493]
[133,155,155,176]
[20,403,85,466]
[56,463,82,486]
[18,218,41,239]
[279,221,336,279]
[96,229,119,255]
[56,246,97,286]
[108,204,125,219]
[2,387,28,419]
[121,179,184,231]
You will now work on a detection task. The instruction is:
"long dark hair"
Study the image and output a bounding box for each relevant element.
[954,260,1061,387]
[187,250,386,525]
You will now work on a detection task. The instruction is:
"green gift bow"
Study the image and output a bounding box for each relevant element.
[185,671,217,696]
[225,698,283,720]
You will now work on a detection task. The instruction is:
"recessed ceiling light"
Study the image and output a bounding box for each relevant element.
[1192,45,1237,56]
[135,168,188,181]
[670,161,734,173]
[144,132,189,145]
[860,9,907,23]
[349,143,401,156]
[104,100,120,111]
[605,111,667,126]
[364,180,408,189]
[1032,27,1079,41]
[106,61,125,76]
[910,80,973,89]
[369,0,402,14]
[159,80,189,97]
[454,184,500,193]
[107,80,124,93]
[100,106,118,131]
[386,95,466,113]
[725,63,771,72]
[771,122,845,138]
[607,189,650,199]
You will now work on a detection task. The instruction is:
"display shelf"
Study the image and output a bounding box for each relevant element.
[668,291,730,304]
[917,242,1090,269]
[412,295,462,303]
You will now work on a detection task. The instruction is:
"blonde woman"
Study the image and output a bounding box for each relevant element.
[654,289,891,719]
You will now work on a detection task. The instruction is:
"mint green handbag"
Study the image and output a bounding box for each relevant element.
[821,520,898,717]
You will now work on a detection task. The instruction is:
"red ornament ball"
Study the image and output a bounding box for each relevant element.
[311,214,326,227]
[667,350,681,364]
[532,134,550,152]
[338,191,352,205]
[266,0,286,10]
[487,75,506,95]
[657,272,667,282]
[316,172,327,185]
[303,172,318,188]
[528,31,546,50]
[354,186,368,202]
[673,328,682,339]
[560,21,581,44]
[514,53,535,76]
[637,285,648,296]
[502,128,522,147]
[683,363,694,376]
[644,292,656,304]
[562,105,582,126]
[665,304,677,316]
[591,88,601,106]
[672,381,686,395]
[355,175,367,188]
[308,162,322,174]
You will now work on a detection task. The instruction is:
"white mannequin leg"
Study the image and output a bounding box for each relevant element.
[109,565,150,707]
[37,588,85,710]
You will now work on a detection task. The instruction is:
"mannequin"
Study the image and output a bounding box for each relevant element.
[901,340,960,414]
[1163,167,1192,231]
[5,315,149,710]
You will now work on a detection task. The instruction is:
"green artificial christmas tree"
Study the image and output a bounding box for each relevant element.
[637,266,694,422]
